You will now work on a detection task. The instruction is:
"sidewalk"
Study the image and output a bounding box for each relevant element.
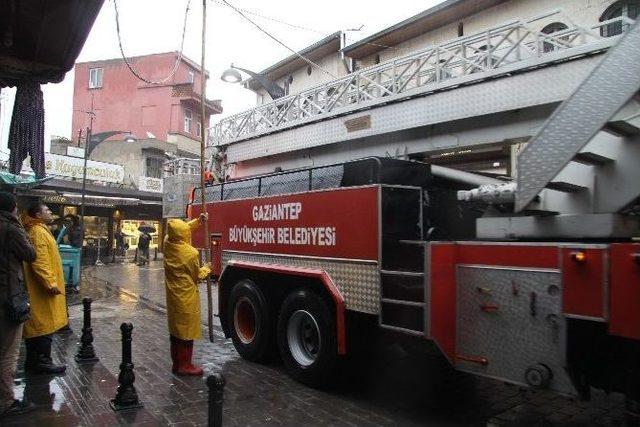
[86,261,220,328]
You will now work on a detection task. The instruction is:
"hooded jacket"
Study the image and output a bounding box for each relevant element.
[0,211,36,321]
[21,214,68,338]
[164,218,210,340]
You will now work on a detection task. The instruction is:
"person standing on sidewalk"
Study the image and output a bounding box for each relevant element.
[137,231,151,266]
[164,214,210,376]
[0,192,36,417]
[21,201,67,374]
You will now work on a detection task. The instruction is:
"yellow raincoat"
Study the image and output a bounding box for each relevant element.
[21,215,68,338]
[164,219,211,340]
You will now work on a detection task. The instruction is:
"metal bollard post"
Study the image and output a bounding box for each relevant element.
[75,298,99,363]
[110,323,143,411]
[207,373,225,427]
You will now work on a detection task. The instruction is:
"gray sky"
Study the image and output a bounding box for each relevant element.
[0,0,442,159]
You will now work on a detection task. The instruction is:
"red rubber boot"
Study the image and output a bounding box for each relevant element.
[175,340,203,376]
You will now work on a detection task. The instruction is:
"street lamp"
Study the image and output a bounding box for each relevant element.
[220,64,285,100]
[79,130,136,267]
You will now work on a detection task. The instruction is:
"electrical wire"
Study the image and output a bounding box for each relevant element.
[112,0,192,85]
[211,0,326,35]
[218,0,338,79]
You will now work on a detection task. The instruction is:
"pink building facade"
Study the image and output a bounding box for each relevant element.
[72,52,222,153]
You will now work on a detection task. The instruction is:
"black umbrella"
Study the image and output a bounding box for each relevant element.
[138,225,156,233]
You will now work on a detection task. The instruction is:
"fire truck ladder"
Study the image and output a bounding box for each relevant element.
[458,20,640,238]
[378,184,428,336]
[379,241,428,336]
[515,19,640,215]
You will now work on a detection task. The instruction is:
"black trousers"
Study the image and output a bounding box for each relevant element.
[25,334,53,363]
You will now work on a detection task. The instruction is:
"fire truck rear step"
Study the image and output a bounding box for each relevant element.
[379,244,428,335]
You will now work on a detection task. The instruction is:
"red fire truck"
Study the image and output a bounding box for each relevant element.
[186,20,640,417]
[189,157,639,411]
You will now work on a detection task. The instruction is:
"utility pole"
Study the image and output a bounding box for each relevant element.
[200,0,214,343]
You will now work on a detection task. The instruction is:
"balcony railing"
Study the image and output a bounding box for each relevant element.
[209,13,635,147]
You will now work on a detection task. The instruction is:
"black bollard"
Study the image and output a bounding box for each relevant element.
[110,323,143,411]
[75,298,99,363]
[207,373,225,427]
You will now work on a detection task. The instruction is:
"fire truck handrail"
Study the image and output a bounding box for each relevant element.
[209,14,634,147]
[192,157,386,203]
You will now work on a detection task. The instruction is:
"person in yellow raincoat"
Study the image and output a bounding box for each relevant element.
[22,202,67,374]
[164,214,210,375]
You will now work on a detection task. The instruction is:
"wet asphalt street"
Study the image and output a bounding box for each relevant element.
[2,261,630,426]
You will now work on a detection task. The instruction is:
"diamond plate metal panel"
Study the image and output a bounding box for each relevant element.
[516,21,640,211]
[222,251,380,314]
[226,56,601,163]
[456,266,575,395]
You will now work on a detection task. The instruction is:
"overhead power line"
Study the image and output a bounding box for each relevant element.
[112,0,192,85]
[217,0,338,79]
[211,0,326,34]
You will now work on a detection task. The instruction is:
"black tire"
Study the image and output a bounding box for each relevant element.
[227,279,273,362]
[277,289,337,387]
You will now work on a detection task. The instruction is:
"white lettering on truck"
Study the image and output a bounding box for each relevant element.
[229,201,336,247]
[252,202,302,221]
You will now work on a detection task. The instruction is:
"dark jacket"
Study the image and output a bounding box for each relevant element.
[68,224,83,248]
[0,211,36,316]
[138,233,152,250]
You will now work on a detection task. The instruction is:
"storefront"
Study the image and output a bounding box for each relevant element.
[21,179,163,264]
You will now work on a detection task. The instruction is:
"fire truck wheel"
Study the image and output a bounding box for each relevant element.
[227,280,273,362]
[277,289,337,388]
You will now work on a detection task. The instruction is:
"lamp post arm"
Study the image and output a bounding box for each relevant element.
[233,66,285,100]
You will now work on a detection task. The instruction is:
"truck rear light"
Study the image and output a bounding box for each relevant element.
[570,250,586,263]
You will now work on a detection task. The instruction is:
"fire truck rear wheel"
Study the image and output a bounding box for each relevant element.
[227,279,273,362]
[277,289,337,388]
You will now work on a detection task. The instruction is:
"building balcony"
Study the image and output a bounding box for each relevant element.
[208,12,635,148]
[172,82,222,115]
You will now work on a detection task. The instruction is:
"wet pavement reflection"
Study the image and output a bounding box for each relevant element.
[1,264,629,426]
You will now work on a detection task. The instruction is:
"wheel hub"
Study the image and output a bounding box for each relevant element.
[234,297,257,344]
[287,310,321,367]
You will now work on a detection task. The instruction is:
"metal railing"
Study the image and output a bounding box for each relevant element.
[209,14,634,147]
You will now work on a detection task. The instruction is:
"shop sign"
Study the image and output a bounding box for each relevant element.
[45,153,124,184]
[66,146,85,158]
[139,176,163,193]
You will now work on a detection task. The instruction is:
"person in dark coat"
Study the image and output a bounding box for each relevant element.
[137,231,152,266]
[66,216,83,248]
[0,191,36,417]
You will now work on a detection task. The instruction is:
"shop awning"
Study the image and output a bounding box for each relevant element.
[0,170,52,190]
[23,189,162,208]
[0,0,105,86]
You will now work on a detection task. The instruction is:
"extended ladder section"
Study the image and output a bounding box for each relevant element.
[515,19,640,213]
[460,20,640,239]
[378,186,428,336]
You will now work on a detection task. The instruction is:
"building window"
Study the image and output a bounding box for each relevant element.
[541,22,569,53]
[89,68,103,89]
[184,108,192,133]
[196,120,202,138]
[600,1,639,37]
[188,69,195,83]
[145,157,163,179]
